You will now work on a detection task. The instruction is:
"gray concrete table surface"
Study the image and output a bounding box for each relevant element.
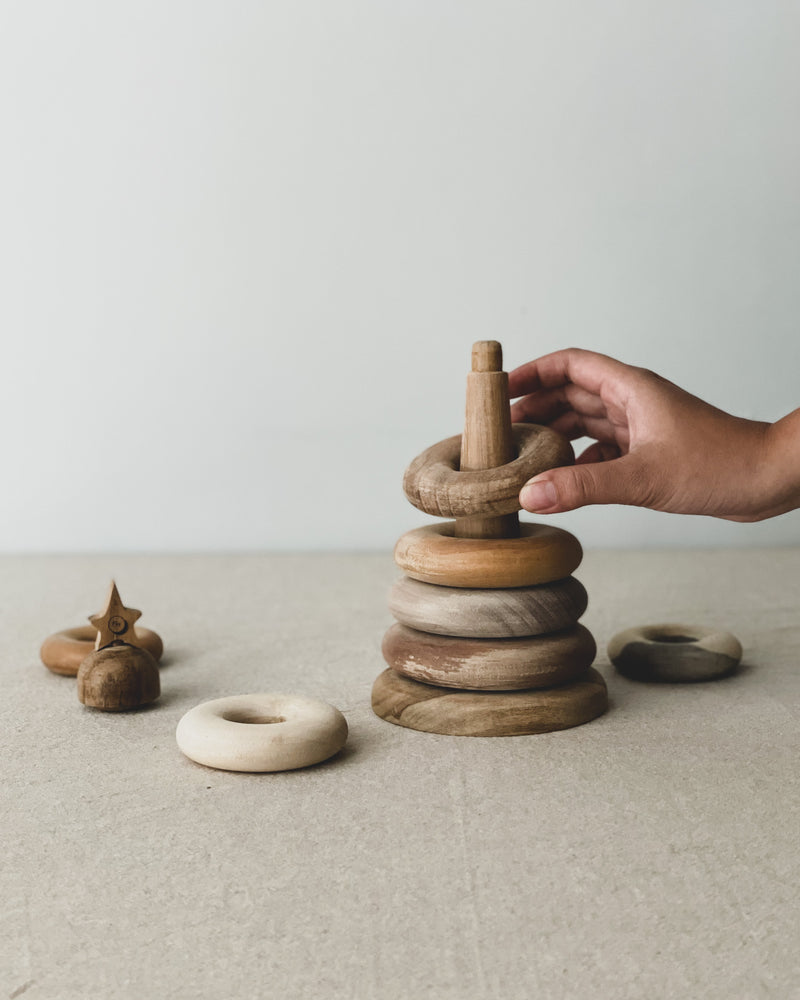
[1,549,798,1000]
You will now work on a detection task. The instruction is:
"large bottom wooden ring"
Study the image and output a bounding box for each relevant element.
[40,624,164,676]
[394,521,582,589]
[371,667,608,736]
[403,423,573,519]
[382,623,596,690]
[176,693,348,772]
[608,623,742,683]
[389,574,587,638]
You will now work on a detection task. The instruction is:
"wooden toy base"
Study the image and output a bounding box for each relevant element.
[371,667,608,737]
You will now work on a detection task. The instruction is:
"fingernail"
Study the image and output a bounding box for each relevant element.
[520,480,557,511]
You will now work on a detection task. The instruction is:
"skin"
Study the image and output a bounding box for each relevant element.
[508,348,800,522]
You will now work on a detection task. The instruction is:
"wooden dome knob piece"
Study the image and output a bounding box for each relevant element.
[77,644,160,712]
[456,341,519,540]
[77,581,161,712]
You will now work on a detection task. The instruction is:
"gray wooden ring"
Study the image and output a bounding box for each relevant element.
[403,423,574,519]
[40,624,164,677]
[383,622,597,690]
[608,623,742,682]
[394,521,582,589]
[371,666,608,737]
[176,693,348,772]
[389,575,588,638]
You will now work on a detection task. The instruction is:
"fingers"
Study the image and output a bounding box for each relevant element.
[511,388,628,447]
[575,441,623,464]
[549,411,629,448]
[508,348,634,403]
[510,383,607,425]
[519,453,651,513]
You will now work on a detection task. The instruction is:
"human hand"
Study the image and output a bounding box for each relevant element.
[508,348,797,522]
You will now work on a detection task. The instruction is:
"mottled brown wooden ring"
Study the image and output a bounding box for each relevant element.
[389,575,588,638]
[394,521,582,589]
[383,623,596,690]
[40,624,164,677]
[371,666,608,736]
[403,423,573,519]
[608,623,742,683]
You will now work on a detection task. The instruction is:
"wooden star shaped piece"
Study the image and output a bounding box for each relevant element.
[89,581,143,650]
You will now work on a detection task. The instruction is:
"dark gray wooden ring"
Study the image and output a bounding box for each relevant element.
[403,423,574,519]
[389,574,588,638]
[608,623,742,682]
[382,623,597,690]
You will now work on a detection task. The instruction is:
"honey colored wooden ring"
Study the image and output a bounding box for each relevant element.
[176,694,348,772]
[40,624,164,677]
[394,521,582,589]
[608,623,742,683]
[371,666,608,736]
[383,623,596,690]
[403,423,573,519]
[389,575,587,638]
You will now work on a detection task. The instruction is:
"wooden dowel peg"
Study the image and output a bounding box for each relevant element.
[455,340,520,539]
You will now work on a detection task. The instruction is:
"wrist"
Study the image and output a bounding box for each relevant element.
[761,410,800,518]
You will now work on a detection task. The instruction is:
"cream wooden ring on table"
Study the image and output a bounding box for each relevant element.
[608,623,742,683]
[40,624,164,677]
[176,694,348,772]
[403,423,573,519]
[394,521,582,589]
[383,623,596,690]
[372,666,608,737]
[389,574,587,638]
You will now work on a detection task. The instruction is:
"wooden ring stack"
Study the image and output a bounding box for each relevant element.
[372,340,608,736]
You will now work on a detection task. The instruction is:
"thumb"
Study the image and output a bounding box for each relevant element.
[519,454,650,513]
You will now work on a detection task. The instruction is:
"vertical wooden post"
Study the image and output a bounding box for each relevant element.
[454,341,520,540]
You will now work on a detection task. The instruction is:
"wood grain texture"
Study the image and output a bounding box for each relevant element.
[382,622,597,690]
[394,521,582,589]
[371,666,608,736]
[77,645,161,711]
[608,623,742,683]
[403,423,573,520]
[455,341,519,540]
[389,575,588,638]
[40,624,164,676]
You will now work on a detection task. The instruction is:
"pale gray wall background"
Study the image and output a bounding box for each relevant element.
[1,1,798,552]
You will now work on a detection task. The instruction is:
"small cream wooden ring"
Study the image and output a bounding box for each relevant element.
[394,521,582,589]
[176,694,348,772]
[403,423,573,519]
[608,623,742,682]
[40,624,164,677]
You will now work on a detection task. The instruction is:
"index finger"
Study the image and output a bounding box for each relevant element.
[508,348,632,401]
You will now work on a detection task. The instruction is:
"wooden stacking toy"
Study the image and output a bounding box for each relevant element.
[372,341,608,736]
[77,582,161,711]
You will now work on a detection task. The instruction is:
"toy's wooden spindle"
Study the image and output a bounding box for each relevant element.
[455,341,520,539]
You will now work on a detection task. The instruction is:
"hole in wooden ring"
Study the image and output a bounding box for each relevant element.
[223,710,286,725]
[652,633,697,644]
